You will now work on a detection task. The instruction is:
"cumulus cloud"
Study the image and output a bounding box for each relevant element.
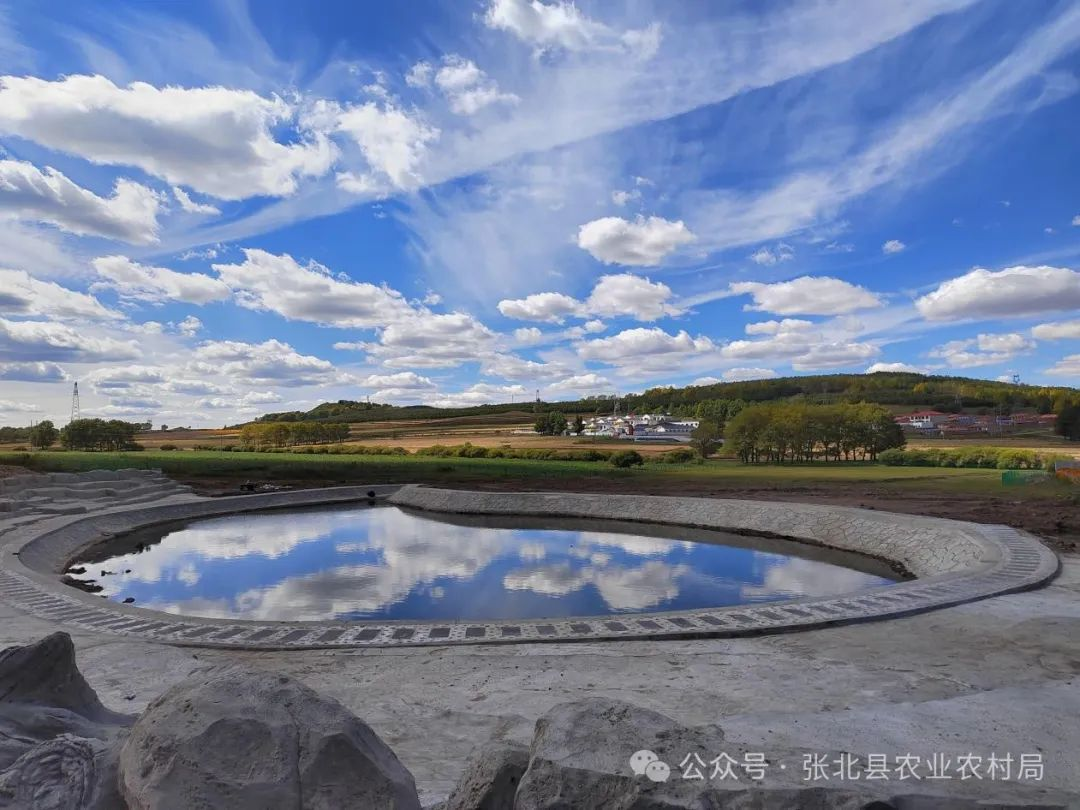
[499,273,680,324]
[882,239,906,254]
[428,56,519,116]
[213,249,414,328]
[1032,319,1080,340]
[310,99,438,193]
[0,361,67,382]
[92,255,230,305]
[86,365,166,391]
[915,266,1080,321]
[190,339,339,387]
[721,367,779,382]
[929,332,1036,368]
[576,327,714,366]
[744,318,814,335]
[544,372,611,394]
[1046,354,1080,377]
[360,371,436,390]
[866,361,924,373]
[576,216,694,266]
[513,326,544,344]
[749,243,794,266]
[730,276,883,315]
[0,268,117,321]
[0,75,336,200]
[483,0,660,57]
[0,398,40,413]
[360,311,499,368]
[611,189,641,207]
[0,159,162,243]
[0,317,139,362]
[425,382,527,408]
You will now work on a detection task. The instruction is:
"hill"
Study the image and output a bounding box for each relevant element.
[253,372,1079,425]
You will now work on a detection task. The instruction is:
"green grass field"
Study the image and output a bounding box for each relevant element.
[2,449,1073,499]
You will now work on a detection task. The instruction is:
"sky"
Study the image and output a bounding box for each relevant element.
[0,0,1078,427]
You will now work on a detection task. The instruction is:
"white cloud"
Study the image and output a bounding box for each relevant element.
[498,291,581,323]
[405,61,433,88]
[311,99,438,193]
[1046,354,1080,377]
[425,382,527,408]
[362,311,499,368]
[584,273,680,321]
[0,398,40,413]
[172,186,220,216]
[432,56,518,116]
[1032,320,1080,340]
[744,319,814,336]
[498,273,679,324]
[483,0,661,58]
[213,248,414,328]
[577,327,714,366]
[882,239,906,254]
[1072,214,1080,227]
[929,332,1036,368]
[0,158,161,243]
[190,339,339,387]
[611,189,641,207]
[0,317,139,362]
[721,367,779,382]
[749,243,794,266]
[577,216,695,266]
[730,276,883,315]
[545,372,611,395]
[360,371,436,390]
[0,268,117,321]
[176,315,202,337]
[0,361,67,382]
[0,75,336,200]
[86,365,166,391]
[482,353,568,381]
[92,255,230,305]
[513,326,544,344]
[866,361,924,373]
[915,265,1080,321]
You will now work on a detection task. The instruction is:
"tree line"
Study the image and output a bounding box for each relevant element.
[238,421,350,449]
[60,419,141,451]
[724,402,905,463]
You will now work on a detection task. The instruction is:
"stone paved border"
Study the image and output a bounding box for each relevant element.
[0,480,1060,649]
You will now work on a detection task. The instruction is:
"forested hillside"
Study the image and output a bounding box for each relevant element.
[253,372,1078,426]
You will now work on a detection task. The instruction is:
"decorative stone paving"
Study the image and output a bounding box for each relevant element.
[0,476,1060,649]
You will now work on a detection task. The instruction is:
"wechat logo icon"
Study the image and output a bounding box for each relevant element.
[629,750,671,783]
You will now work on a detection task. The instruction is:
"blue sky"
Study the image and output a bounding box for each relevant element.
[0,0,1078,426]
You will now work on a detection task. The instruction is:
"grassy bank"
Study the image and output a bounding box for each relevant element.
[2,449,1073,499]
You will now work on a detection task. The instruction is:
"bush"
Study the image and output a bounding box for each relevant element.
[655,447,697,464]
[878,448,906,466]
[610,450,644,468]
[159,444,178,451]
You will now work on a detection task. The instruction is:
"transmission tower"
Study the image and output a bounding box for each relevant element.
[70,382,80,423]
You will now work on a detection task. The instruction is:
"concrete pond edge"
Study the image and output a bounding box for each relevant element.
[0,478,1060,650]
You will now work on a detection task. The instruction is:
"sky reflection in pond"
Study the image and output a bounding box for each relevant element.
[68,505,896,621]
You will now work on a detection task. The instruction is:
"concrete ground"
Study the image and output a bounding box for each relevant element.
[1,552,1077,805]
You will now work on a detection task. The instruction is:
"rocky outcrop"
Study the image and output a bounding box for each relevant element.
[0,633,132,810]
[440,740,529,810]
[118,664,421,810]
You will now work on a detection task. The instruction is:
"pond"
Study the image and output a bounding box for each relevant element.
[64,504,898,622]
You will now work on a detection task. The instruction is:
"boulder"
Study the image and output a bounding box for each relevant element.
[118,664,421,810]
[441,740,529,810]
[0,633,132,809]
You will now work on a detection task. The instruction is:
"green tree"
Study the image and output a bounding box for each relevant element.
[690,419,723,458]
[29,420,58,450]
[1056,402,1080,441]
[572,414,585,435]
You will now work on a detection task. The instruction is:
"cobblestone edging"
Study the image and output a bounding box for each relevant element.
[0,479,1060,650]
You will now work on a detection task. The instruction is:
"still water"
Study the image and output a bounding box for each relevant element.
[66,505,896,621]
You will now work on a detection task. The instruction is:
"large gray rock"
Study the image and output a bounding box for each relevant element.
[0,633,132,810]
[118,664,421,810]
[441,740,529,810]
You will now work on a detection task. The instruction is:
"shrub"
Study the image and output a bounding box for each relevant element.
[878,448,906,466]
[610,449,644,468]
[656,447,697,464]
[159,444,178,451]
